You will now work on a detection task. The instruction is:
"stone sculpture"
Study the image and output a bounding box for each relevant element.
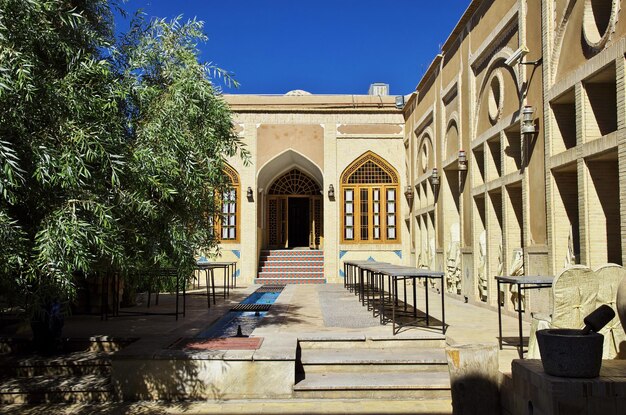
[477,230,488,302]
[617,273,626,334]
[508,248,525,309]
[446,223,461,294]
[565,224,576,267]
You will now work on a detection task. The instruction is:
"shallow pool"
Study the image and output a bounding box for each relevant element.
[240,291,281,305]
[195,289,282,338]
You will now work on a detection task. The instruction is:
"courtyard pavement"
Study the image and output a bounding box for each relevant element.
[1,281,528,414]
[39,281,526,372]
[6,281,527,370]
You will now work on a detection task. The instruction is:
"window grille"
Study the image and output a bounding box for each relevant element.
[340,152,400,243]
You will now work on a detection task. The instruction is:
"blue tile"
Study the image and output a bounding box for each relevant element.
[339,250,347,259]
[394,250,402,259]
[232,250,241,258]
[339,269,345,278]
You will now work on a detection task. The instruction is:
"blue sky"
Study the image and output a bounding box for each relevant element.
[115,1,469,95]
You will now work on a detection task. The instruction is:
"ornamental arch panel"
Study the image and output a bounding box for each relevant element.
[340,152,400,243]
[269,169,321,195]
[265,168,323,249]
[341,151,399,185]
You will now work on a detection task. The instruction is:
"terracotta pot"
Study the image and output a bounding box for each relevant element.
[617,275,626,333]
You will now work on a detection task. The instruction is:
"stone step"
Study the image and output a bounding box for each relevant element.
[259,257,324,266]
[293,372,451,399]
[255,278,326,285]
[258,271,324,279]
[261,250,323,257]
[298,336,446,350]
[259,258,324,265]
[302,362,447,373]
[0,374,115,404]
[0,351,112,377]
[0,336,136,356]
[299,347,448,373]
[259,258,324,263]
[259,265,324,273]
[1,398,453,414]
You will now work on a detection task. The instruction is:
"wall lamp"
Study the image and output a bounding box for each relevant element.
[458,150,468,171]
[246,186,253,200]
[429,168,440,187]
[521,105,536,135]
[328,184,335,199]
[429,168,440,201]
[404,185,414,206]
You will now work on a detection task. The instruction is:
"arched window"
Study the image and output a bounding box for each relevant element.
[219,164,240,242]
[341,152,400,243]
[269,169,321,195]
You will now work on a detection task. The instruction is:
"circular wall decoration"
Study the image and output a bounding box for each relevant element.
[487,71,503,125]
[582,0,619,52]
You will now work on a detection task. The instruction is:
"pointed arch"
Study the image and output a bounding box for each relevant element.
[223,162,240,185]
[340,152,400,244]
[340,151,399,185]
[445,113,460,160]
[257,149,323,193]
[269,169,321,195]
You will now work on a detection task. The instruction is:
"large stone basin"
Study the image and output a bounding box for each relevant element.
[536,329,603,378]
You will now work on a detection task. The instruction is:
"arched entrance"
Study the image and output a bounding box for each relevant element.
[266,168,322,249]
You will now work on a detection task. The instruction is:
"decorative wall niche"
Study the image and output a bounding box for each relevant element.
[550,88,577,154]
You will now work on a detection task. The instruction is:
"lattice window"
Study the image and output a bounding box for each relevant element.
[348,161,394,184]
[223,164,240,185]
[386,188,396,240]
[269,199,277,245]
[314,198,322,247]
[340,152,399,243]
[373,188,381,240]
[269,169,321,195]
[280,199,287,244]
[221,189,237,240]
[216,164,240,242]
[341,151,398,184]
[344,189,354,240]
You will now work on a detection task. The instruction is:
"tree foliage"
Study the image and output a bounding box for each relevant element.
[0,0,248,313]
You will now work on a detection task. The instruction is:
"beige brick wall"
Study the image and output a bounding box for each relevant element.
[218,1,626,317]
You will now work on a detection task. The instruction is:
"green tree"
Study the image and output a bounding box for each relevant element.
[0,0,125,312]
[0,0,247,319]
[116,15,249,277]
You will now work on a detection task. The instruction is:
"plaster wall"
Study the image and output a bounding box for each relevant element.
[112,359,294,400]
[223,106,404,284]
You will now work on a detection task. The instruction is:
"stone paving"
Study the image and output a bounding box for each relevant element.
[1,282,528,414]
[4,282,526,370]
[317,285,380,328]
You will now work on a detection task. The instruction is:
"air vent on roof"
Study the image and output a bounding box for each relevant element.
[368,83,389,96]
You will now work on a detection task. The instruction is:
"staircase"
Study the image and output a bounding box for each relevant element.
[256,250,325,285]
[0,337,132,404]
[294,335,451,405]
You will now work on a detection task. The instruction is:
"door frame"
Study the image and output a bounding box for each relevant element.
[266,194,323,249]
